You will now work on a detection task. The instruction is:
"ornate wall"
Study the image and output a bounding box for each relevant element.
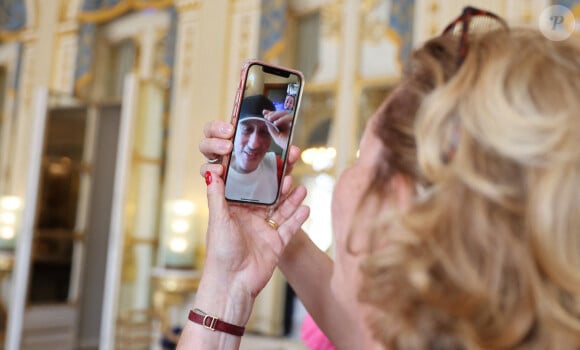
[0,0,578,349]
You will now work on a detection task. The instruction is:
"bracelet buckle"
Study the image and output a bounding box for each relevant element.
[202,314,219,331]
[189,309,245,336]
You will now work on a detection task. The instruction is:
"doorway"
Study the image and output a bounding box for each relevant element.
[21,103,122,350]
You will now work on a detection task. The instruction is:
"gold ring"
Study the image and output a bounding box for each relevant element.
[266,218,279,230]
[205,156,220,164]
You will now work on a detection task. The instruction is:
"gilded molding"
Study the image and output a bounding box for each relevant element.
[428,0,440,36]
[304,81,338,93]
[59,0,70,22]
[132,152,163,165]
[522,0,533,25]
[20,28,37,43]
[78,0,175,23]
[51,33,77,94]
[18,43,36,115]
[361,0,379,13]
[358,76,400,89]
[176,0,201,12]
[56,21,80,36]
[29,0,39,29]
[59,0,82,22]
[321,2,342,38]
[429,23,439,36]
[133,0,175,10]
[152,27,172,87]
[0,0,32,43]
[78,0,133,23]
[176,20,198,90]
[429,2,439,13]
[125,235,159,246]
[235,12,254,64]
[361,15,386,43]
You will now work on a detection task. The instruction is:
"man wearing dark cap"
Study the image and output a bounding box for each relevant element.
[225,94,292,203]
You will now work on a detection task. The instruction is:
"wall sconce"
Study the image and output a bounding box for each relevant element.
[301,146,336,172]
[301,174,334,252]
[163,199,196,269]
[301,118,336,172]
[0,195,23,251]
[299,117,335,251]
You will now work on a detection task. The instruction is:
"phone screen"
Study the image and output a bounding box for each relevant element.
[224,62,304,205]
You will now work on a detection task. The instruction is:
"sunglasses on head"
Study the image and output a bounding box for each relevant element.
[442,6,509,67]
[439,6,509,163]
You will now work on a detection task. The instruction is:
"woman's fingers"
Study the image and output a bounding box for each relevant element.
[199,120,234,156]
[286,146,300,170]
[199,121,234,173]
[278,146,301,177]
[279,175,294,197]
[198,137,232,158]
[275,184,308,223]
[279,205,309,245]
[199,163,225,178]
[275,186,310,246]
[203,120,234,138]
[204,170,228,223]
[269,184,309,245]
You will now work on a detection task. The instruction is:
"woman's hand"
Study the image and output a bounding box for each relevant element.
[201,171,309,310]
[198,121,235,177]
[178,121,309,349]
[194,119,309,325]
[178,171,309,349]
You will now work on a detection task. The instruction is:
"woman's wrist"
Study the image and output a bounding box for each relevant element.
[177,264,255,348]
[193,271,255,328]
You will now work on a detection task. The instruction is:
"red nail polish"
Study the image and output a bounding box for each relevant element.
[205,171,212,185]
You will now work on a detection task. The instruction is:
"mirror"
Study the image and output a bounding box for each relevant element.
[28,107,88,303]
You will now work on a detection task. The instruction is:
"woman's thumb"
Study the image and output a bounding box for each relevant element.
[205,171,227,219]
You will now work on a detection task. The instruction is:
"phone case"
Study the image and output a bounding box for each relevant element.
[223,60,305,206]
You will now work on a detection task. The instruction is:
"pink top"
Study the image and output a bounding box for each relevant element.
[300,313,337,350]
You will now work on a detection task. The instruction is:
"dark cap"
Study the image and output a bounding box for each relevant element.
[239,94,279,132]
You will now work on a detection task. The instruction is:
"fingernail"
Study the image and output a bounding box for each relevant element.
[220,142,232,152]
[205,171,212,185]
[221,124,233,134]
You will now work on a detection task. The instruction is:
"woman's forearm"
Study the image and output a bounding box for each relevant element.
[278,230,362,349]
[177,270,254,349]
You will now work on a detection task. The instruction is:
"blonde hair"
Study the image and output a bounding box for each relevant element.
[360,29,580,349]
[365,35,459,197]
[349,35,459,254]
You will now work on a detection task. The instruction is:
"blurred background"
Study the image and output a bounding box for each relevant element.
[0,0,577,349]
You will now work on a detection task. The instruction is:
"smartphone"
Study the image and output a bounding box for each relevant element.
[223,60,304,206]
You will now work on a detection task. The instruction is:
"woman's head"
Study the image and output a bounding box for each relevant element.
[332,34,461,242]
[371,34,461,190]
[329,34,460,343]
[361,28,580,348]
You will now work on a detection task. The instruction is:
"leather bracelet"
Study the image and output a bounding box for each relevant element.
[188,309,245,337]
